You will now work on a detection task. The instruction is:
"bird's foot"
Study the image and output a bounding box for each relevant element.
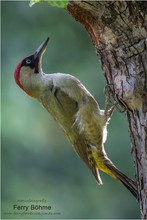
[104,84,117,119]
[104,84,126,119]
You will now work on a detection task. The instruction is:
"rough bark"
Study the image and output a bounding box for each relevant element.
[67,1,147,219]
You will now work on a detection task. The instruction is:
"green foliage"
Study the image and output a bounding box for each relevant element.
[29,0,68,9]
[29,0,43,7]
[48,0,68,8]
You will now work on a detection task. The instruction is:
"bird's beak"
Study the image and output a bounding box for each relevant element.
[34,37,50,60]
[33,37,49,73]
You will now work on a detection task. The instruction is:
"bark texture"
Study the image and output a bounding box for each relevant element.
[67,1,147,218]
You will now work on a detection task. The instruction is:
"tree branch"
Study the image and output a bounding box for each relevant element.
[67,1,147,218]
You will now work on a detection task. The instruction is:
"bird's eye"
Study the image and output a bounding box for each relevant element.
[26,59,31,64]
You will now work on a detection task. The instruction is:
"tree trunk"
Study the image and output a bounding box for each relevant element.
[67,1,147,219]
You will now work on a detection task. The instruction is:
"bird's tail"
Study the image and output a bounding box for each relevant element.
[106,163,138,201]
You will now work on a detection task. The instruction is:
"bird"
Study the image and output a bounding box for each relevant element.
[14,37,138,200]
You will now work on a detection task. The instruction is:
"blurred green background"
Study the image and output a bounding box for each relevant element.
[2,1,139,219]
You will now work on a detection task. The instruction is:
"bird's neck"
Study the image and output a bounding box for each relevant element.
[19,67,52,98]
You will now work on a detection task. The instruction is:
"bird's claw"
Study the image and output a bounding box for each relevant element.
[104,84,116,119]
[104,84,126,119]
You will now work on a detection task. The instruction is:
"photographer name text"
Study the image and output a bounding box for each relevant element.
[13,204,51,211]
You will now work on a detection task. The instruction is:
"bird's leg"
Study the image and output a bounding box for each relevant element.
[104,85,117,120]
[104,84,127,120]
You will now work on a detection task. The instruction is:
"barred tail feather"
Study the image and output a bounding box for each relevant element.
[106,163,139,201]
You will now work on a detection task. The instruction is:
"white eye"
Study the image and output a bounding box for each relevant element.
[26,59,31,64]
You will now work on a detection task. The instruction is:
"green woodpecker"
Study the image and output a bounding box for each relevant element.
[14,37,138,200]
